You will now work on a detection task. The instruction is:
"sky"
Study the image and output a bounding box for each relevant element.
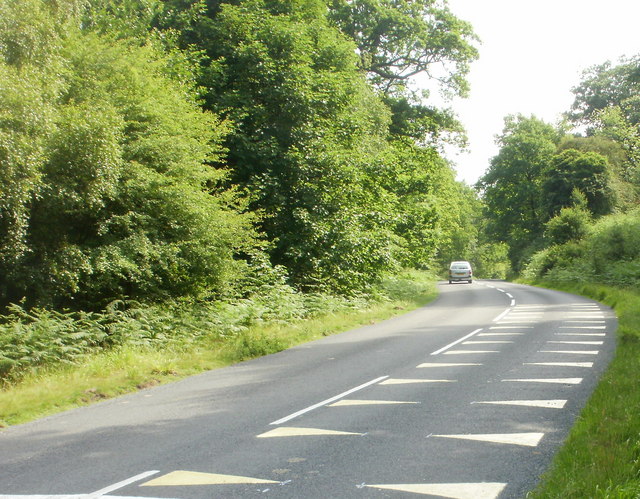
[434,0,640,185]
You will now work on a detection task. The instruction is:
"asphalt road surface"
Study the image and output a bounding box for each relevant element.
[0,280,617,499]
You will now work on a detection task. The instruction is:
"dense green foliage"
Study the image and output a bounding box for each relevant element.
[0,0,490,381]
[0,0,258,309]
[479,66,640,271]
[0,0,483,310]
[0,270,435,384]
[481,56,640,282]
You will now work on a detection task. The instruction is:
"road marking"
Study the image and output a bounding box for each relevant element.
[269,375,388,425]
[142,470,278,486]
[489,326,534,329]
[556,333,605,337]
[492,309,511,322]
[329,399,419,406]
[380,378,457,384]
[502,378,583,384]
[478,332,524,336]
[88,471,161,497]
[430,328,483,355]
[497,320,536,324]
[366,482,507,498]
[463,340,514,344]
[559,326,606,329]
[472,399,567,409]
[432,432,544,447]
[525,362,594,368]
[417,362,482,367]
[539,350,599,355]
[0,472,165,499]
[564,320,605,323]
[257,427,364,438]
[506,314,542,317]
[443,350,500,355]
[549,341,604,345]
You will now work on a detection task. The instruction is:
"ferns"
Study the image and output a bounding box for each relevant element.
[0,272,436,384]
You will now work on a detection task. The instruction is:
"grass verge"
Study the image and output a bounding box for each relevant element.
[0,275,438,428]
[525,280,640,498]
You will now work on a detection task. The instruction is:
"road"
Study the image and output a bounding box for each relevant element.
[0,281,617,499]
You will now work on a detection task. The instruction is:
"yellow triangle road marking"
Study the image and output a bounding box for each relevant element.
[329,399,419,406]
[433,432,544,446]
[142,470,278,486]
[257,427,363,438]
[367,482,507,498]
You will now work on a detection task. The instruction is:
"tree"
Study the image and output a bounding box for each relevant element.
[569,56,640,183]
[327,0,478,96]
[569,56,640,127]
[543,190,592,246]
[542,149,615,218]
[0,0,257,308]
[476,115,559,269]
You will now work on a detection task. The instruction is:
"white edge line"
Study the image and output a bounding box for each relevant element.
[270,376,389,425]
[88,470,160,497]
[431,329,483,356]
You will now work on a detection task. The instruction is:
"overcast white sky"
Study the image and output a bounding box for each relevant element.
[436,0,640,185]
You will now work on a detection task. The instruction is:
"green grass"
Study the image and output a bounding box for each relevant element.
[525,280,640,498]
[0,274,438,428]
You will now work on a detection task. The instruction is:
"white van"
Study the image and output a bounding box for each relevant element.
[449,261,473,284]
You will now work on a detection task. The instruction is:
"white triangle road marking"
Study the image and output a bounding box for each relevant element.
[432,432,544,447]
[548,341,603,345]
[366,482,507,498]
[539,350,599,355]
[380,378,457,384]
[329,399,419,406]
[472,399,567,409]
[443,350,500,355]
[525,362,593,367]
[462,341,514,344]
[417,362,482,367]
[502,378,583,384]
[489,326,534,329]
[478,332,524,336]
[559,326,606,329]
[556,333,605,336]
[564,320,605,323]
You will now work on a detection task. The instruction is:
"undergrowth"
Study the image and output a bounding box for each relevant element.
[0,270,438,427]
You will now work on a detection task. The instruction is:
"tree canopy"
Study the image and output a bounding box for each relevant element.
[0,0,486,308]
